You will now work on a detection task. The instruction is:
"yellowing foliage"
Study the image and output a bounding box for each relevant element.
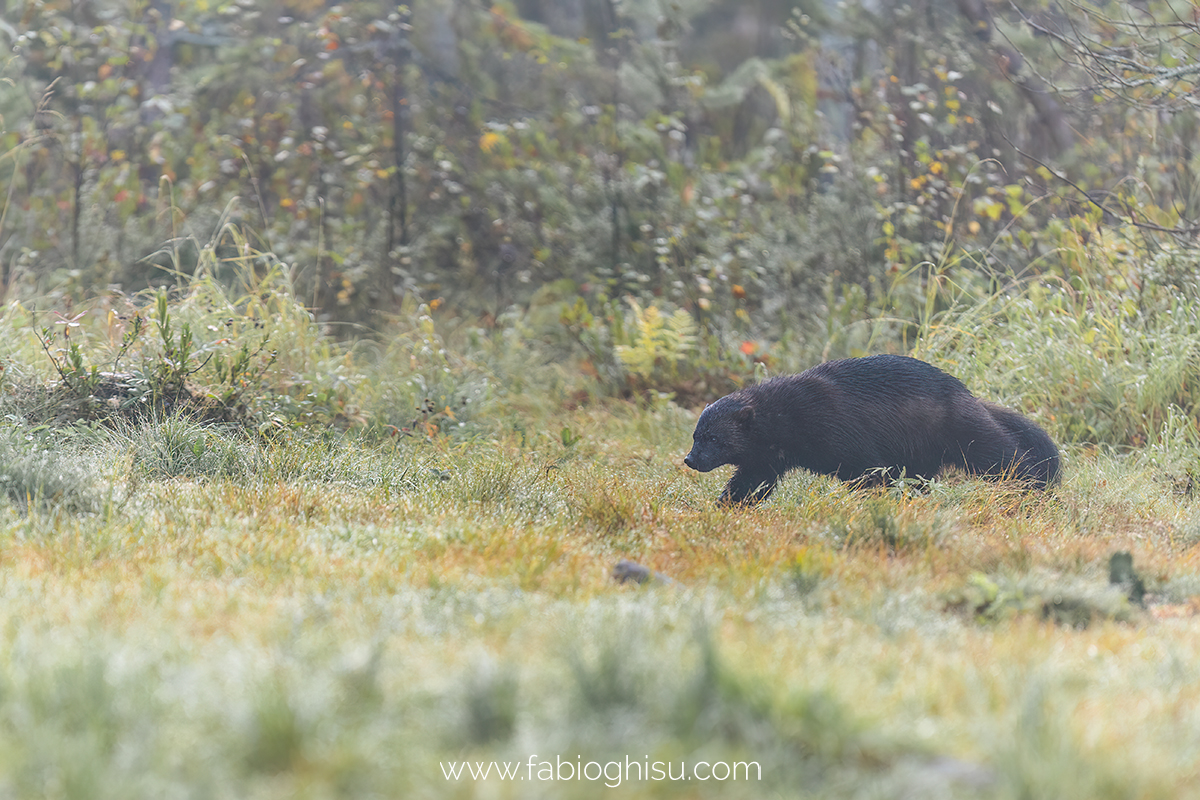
[614,299,697,381]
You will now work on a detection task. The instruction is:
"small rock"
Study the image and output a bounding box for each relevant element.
[611,559,681,587]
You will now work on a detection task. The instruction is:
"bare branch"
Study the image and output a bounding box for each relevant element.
[1006,135,1200,239]
[1005,0,1200,110]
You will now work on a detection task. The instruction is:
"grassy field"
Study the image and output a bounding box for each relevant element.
[0,274,1199,799]
[0,401,1197,799]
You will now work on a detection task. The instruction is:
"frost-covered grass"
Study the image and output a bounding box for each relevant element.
[0,264,1199,797]
[0,402,1194,800]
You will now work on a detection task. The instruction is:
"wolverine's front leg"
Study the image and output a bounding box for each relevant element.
[718,467,778,506]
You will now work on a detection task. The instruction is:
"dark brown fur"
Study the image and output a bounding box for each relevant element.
[684,355,1060,505]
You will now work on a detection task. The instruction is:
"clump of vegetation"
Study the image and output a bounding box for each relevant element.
[119,415,258,481]
[0,424,100,513]
[944,570,1136,628]
[917,271,1200,450]
[788,546,834,597]
[825,495,954,554]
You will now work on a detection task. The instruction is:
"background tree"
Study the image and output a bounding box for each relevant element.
[2,0,1196,328]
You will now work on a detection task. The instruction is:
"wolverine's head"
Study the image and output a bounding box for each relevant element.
[684,395,754,472]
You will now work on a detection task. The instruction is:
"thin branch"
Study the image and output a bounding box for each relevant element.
[1005,0,1200,108]
[1006,135,1200,238]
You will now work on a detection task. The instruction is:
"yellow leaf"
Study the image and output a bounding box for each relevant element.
[972,196,1004,221]
[479,131,503,153]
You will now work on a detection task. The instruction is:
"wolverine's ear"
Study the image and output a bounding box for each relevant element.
[735,404,754,423]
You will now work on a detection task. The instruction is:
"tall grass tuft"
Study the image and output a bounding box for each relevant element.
[461,660,519,746]
[119,415,259,480]
[243,677,307,774]
[0,425,100,513]
[560,617,885,787]
[995,676,1153,800]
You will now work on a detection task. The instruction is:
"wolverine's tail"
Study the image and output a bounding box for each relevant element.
[981,401,1061,488]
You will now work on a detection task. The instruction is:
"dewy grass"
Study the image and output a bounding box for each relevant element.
[0,424,100,513]
[120,414,259,480]
[824,494,955,553]
[944,569,1136,627]
[0,416,1189,799]
[1,268,1200,797]
[916,275,1200,449]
